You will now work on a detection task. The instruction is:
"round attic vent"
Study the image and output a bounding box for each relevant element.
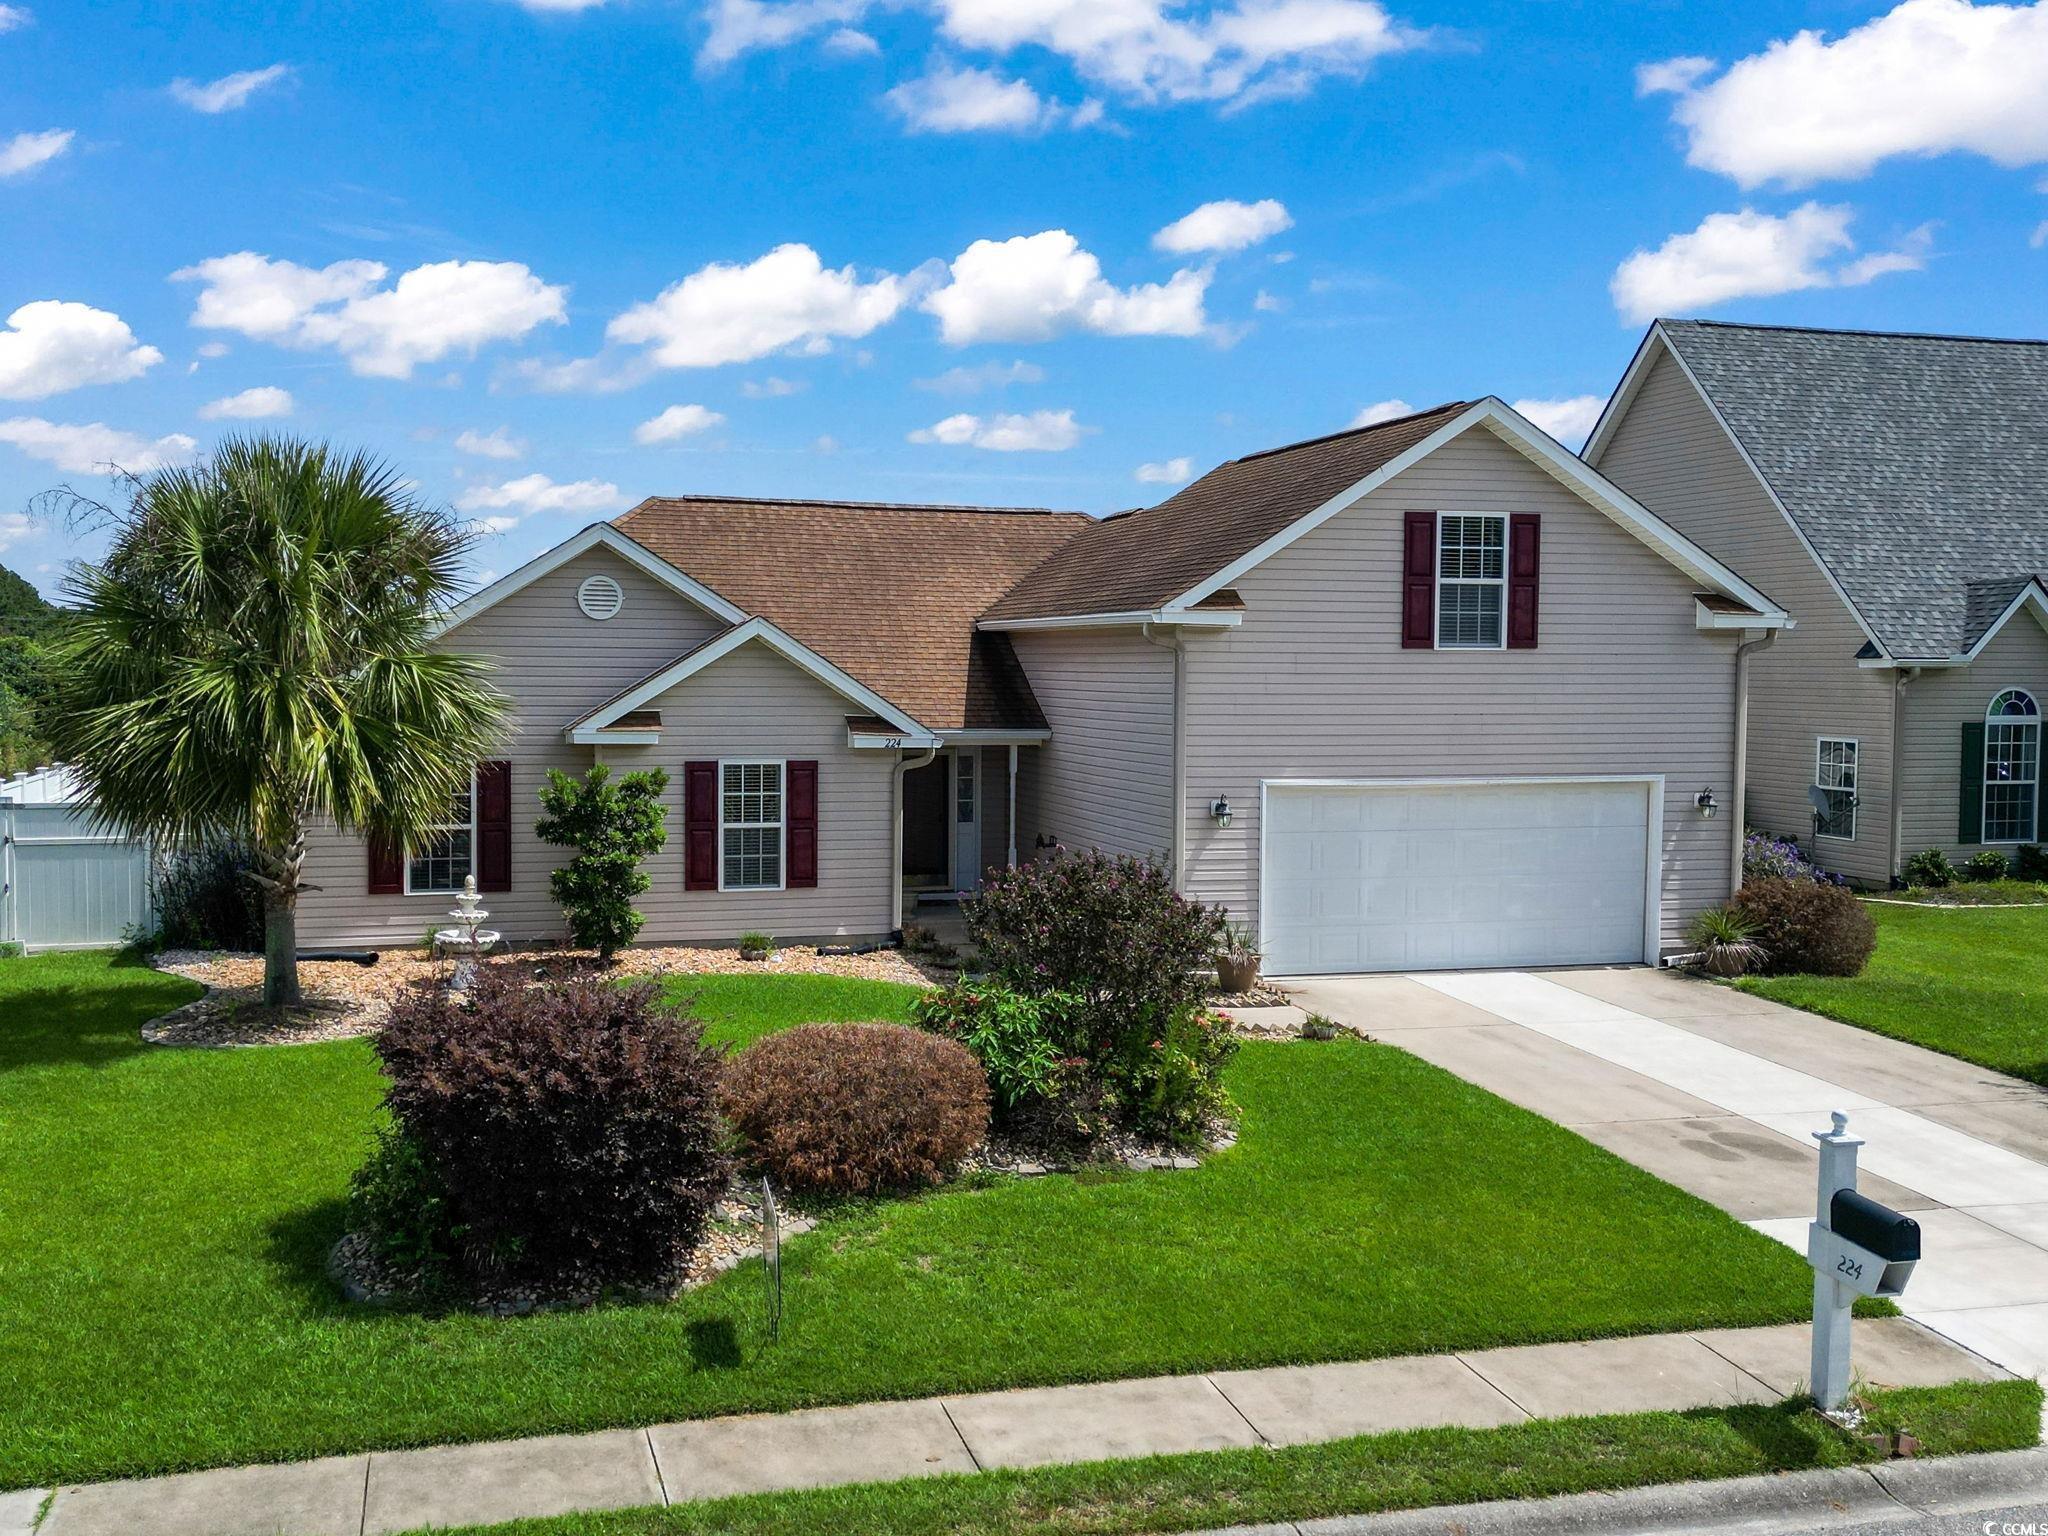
[577,574,624,621]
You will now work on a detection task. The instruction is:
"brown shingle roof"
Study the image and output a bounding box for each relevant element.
[983,401,1473,623]
[614,495,1090,733]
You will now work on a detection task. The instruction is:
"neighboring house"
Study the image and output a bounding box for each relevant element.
[299,397,1787,974]
[1587,321,2048,885]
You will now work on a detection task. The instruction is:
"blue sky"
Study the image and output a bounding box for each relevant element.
[5,0,2048,592]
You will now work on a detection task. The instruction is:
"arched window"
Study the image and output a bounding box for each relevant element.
[1983,690,2040,844]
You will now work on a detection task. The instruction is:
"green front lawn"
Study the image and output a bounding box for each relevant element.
[421,1381,2044,1536]
[1739,901,2048,1085]
[4,950,1825,1491]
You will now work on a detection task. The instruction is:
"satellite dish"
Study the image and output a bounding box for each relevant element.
[1808,784,1833,816]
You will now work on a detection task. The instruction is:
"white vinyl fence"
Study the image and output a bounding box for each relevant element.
[0,768,152,952]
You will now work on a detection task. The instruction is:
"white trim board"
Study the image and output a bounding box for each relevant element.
[1174,398,1788,626]
[1584,325,1883,658]
[569,617,938,746]
[1256,774,1666,975]
[433,523,749,638]
[978,608,1241,633]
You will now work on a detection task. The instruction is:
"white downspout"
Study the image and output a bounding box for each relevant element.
[1889,667,1919,885]
[1729,629,1777,893]
[1006,744,1019,869]
[892,744,937,938]
[1141,621,1187,890]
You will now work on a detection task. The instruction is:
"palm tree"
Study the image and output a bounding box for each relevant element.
[48,436,508,1006]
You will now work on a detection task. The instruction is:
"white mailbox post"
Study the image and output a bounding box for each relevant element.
[1807,1112,1921,1419]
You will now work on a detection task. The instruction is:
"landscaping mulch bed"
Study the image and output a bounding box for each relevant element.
[1210,982,1293,1008]
[146,942,944,1047]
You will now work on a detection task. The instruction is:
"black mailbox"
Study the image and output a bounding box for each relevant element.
[1830,1189,1920,1262]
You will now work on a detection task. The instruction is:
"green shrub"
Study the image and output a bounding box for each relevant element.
[349,1123,463,1285]
[372,967,730,1290]
[1902,848,1957,889]
[1114,1006,1238,1148]
[149,839,265,951]
[720,1023,990,1195]
[1964,849,2012,883]
[2017,844,2048,880]
[1732,877,1877,977]
[534,763,670,959]
[912,981,1082,1116]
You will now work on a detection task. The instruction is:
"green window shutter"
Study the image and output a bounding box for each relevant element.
[1959,721,1986,845]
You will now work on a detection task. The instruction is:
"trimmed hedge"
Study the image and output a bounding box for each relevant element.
[721,1023,990,1195]
[1733,877,1877,978]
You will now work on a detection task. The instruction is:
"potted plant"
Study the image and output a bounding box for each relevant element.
[738,931,775,963]
[1215,921,1261,995]
[1686,906,1764,978]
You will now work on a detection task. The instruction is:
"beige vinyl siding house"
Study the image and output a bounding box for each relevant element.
[1176,429,1738,953]
[1007,628,1175,862]
[1897,618,2048,863]
[1590,348,1895,885]
[1587,320,2048,885]
[297,545,727,948]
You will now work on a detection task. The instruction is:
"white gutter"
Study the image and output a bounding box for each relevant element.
[1007,744,1019,869]
[1730,629,1777,893]
[979,608,1242,632]
[1141,621,1188,890]
[891,744,937,937]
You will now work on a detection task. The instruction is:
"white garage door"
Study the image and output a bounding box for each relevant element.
[1262,780,1655,975]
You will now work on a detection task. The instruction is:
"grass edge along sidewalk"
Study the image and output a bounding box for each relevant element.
[413,1380,2043,1536]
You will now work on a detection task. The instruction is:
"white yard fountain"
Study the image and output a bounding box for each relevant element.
[435,876,501,991]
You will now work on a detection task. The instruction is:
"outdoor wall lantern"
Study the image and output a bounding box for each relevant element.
[1209,795,1233,828]
[1695,787,1719,819]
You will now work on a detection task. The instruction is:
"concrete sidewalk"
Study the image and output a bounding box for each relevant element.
[19,1317,1997,1536]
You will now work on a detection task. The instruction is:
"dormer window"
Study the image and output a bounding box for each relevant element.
[1436,513,1507,649]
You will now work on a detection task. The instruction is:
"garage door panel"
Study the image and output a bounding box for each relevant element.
[1264,782,1652,975]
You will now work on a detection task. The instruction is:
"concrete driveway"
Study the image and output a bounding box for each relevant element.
[1285,966,2048,1385]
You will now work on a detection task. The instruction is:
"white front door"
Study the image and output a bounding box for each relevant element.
[952,748,981,890]
[1261,779,1657,975]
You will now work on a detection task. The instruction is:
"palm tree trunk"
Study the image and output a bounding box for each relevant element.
[262,887,302,1007]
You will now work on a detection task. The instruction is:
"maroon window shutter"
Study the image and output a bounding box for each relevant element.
[367,835,402,895]
[1401,510,1436,648]
[1507,513,1541,649]
[786,760,819,889]
[685,760,718,891]
[476,760,513,892]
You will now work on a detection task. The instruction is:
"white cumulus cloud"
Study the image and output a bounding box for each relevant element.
[169,63,293,114]
[455,426,526,459]
[923,229,1209,344]
[634,403,727,443]
[0,7,32,32]
[1136,455,1192,483]
[606,243,908,369]
[916,358,1046,393]
[909,408,1085,450]
[1609,204,1929,322]
[0,510,30,551]
[0,301,162,400]
[742,375,806,397]
[172,252,568,379]
[0,128,71,179]
[1651,0,2048,188]
[701,0,873,67]
[198,385,293,419]
[1634,55,1715,96]
[1351,397,1414,426]
[1510,395,1605,448]
[456,473,627,515]
[1153,197,1293,254]
[0,417,197,474]
[885,62,1087,132]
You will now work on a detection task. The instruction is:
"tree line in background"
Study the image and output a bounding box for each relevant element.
[0,562,58,778]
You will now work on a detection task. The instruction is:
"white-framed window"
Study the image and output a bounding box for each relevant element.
[1436,512,1507,649]
[956,750,976,824]
[406,774,476,895]
[720,759,785,891]
[1813,737,1858,840]
[1984,689,2040,844]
